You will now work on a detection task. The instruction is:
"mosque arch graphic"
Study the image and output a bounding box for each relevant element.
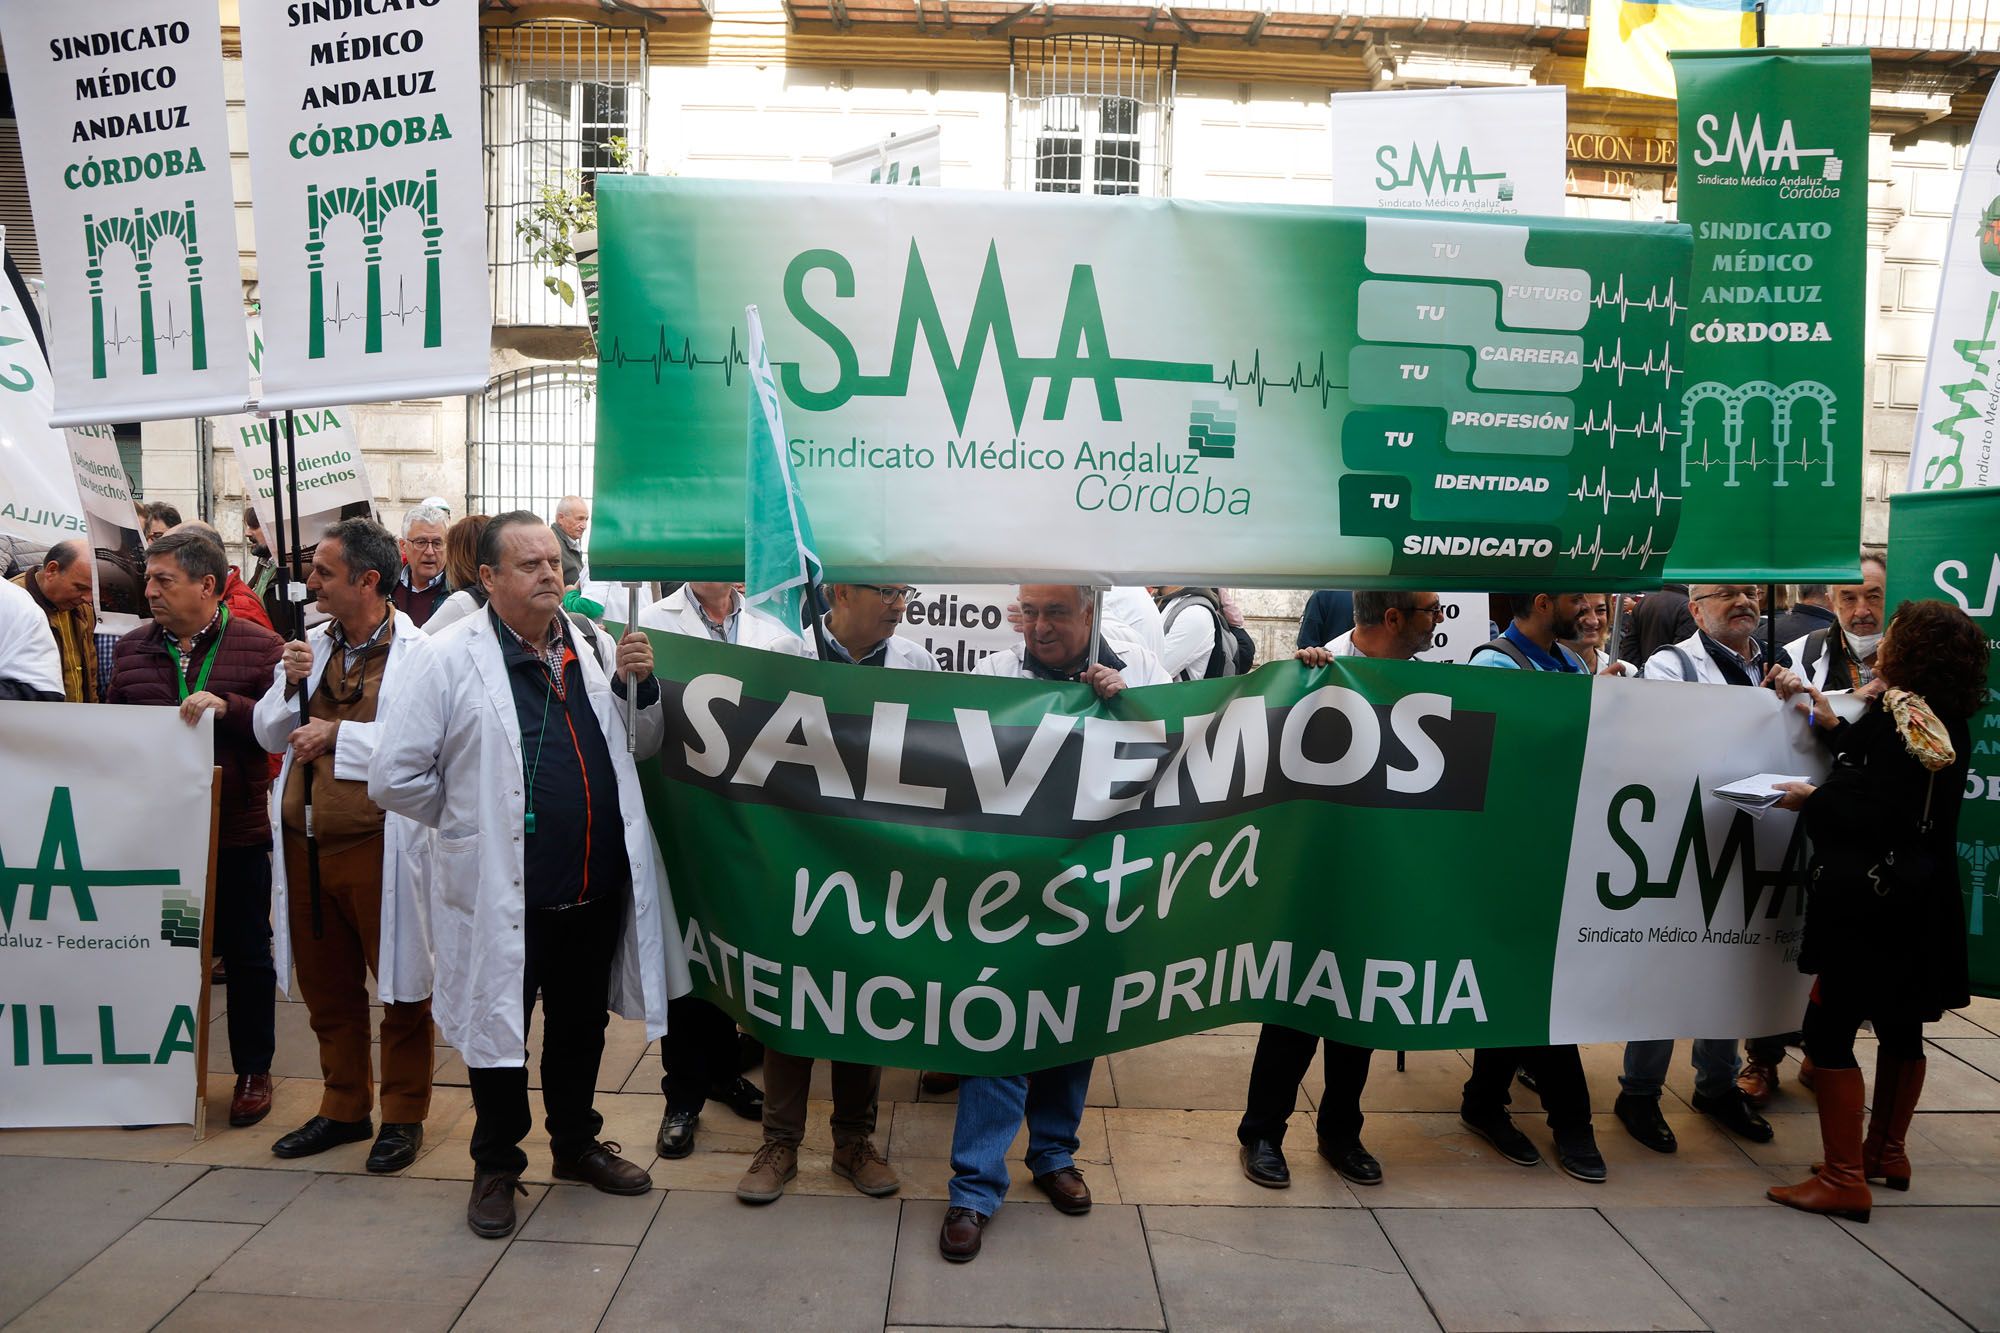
[82,201,211,379]
[305,170,443,359]
[1679,379,1838,489]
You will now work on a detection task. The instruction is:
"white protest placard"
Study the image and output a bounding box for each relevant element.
[0,0,251,425]
[65,423,149,629]
[830,125,943,187]
[238,0,490,409]
[1412,592,1492,664]
[896,584,1016,670]
[215,317,375,546]
[1330,85,1566,216]
[0,703,215,1128]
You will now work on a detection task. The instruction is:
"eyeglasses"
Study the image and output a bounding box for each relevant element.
[406,538,445,551]
[1407,601,1444,620]
[1693,587,1759,604]
[854,583,917,604]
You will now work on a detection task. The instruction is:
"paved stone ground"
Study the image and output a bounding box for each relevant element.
[5,986,2000,1331]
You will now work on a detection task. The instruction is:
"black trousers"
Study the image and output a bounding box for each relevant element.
[1462,1045,1591,1135]
[467,895,623,1174]
[660,994,739,1113]
[215,845,276,1076]
[1238,1025,1375,1149]
[1802,995,1923,1069]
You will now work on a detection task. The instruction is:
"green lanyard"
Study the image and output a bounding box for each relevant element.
[166,607,231,701]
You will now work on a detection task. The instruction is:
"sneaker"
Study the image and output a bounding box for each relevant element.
[1554,1127,1608,1183]
[1460,1110,1541,1167]
[736,1140,798,1204]
[1693,1087,1775,1143]
[832,1137,900,1197]
[1613,1093,1678,1154]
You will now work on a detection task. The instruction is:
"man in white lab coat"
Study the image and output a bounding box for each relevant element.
[370,511,689,1239]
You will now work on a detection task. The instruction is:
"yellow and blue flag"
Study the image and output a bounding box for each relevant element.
[1585,0,1825,100]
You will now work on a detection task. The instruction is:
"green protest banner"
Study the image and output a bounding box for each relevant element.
[637,632,1829,1070]
[591,179,1693,591]
[1665,48,1870,583]
[1887,487,2000,998]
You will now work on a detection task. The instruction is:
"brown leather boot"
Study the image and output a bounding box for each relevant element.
[1862,1052,1924,1191]
[1768,1066,1871,1223]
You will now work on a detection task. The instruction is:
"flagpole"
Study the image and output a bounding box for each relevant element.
[625,583,638,754]
[806,571,834,662]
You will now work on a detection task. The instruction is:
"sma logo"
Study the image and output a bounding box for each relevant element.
[1691,114,1838,177]
[1596,783,1808,927]
[1373,142,1507,197]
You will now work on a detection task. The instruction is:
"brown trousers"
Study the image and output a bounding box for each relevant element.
[283,833,433,1123]
[761,1051,880,1148]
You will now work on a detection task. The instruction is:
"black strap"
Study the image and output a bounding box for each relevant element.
[1479,636,1535,670]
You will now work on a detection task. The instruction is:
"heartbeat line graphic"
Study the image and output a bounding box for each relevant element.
[1212,350,1346,409]
[321,277,427,332]
[1680,438,1835,482]
[102,302,196,356]
[1589,275,1687,325]
[1578,401,1681,451]
[1563,523,1664,572]
[603,326,751,387]
[1584,338,1682,390]
[1570,467,1680,517]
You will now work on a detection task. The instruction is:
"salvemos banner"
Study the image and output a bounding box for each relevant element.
[0,704,215,1128]
[1665,49,1868,584]
[1888,487,2000,999]
[1329,86,1566,216]
[1907,95,2000,495]
[636,633,1822,1070]
[237,0,490,409]
[592,179,1693,591]
[0,0,251,426]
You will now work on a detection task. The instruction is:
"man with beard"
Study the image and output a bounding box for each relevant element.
[1787,554,1886,693]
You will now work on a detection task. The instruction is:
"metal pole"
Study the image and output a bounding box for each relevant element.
[1765,581,1779,673]
[283,410,305,636]
[625,584,638,754]
[1605,594,1627,667]
[1087,585,1104,670]
[282,409,325,942]
[1754,0,1767,46]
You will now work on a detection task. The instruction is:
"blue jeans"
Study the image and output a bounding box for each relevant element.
[1620,1038,1741,1101]
[948,1059,1093,1217]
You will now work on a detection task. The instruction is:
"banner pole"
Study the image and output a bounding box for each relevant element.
[1765,582,1778,674]
[625,584,638,754]
[1088,585,1104,668]
[192,769,221,1141]
[1606,594,1627,667]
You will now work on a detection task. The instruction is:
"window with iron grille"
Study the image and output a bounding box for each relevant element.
[484,21,646,327]
[468,365,597,520]
[1010,37,1173,198]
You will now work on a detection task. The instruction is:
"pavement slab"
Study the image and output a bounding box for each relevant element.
[451,1239,635,1333]
[1377,1206,1705,1332]
[516,1180,664,1246]
[1605,1205,1967,1333]
[150,1166,315,1224]
[0,1157,208,1324]
[157,1290,461,1332]
[199,1172,533,1306]
[1107,1031,1313,1112]
[1834,1206,2000,1330]
[600,1189,898,1332]
[888,1200,1164,1331]
[1141,1203,1438,1331]
[8,1219,257,1333]
[1102,1108,1358,1207]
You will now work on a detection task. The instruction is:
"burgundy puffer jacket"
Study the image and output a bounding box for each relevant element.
[107,613,284,847]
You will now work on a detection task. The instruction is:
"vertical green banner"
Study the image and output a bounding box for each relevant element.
[1887,487,2000,999]
[1667,48,1870,583]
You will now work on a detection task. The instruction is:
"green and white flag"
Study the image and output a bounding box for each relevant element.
[742,305,823,638]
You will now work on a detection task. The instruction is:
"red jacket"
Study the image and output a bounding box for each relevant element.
[224,569,275,633]
[107,612,284,847]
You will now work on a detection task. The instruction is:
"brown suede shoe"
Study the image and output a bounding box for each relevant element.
[467,1168,527,1238]
[551,1140,652,1196]
[831,1137,900,1197]
[939,1206,986,1262]
[1033,1165,1092,1215]
[736,1141,798,1204]
[228,1074,274,1128]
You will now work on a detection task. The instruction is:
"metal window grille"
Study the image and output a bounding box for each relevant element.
[468,365,597,521]
[1009,37,1174,198]
[483,21,646,328]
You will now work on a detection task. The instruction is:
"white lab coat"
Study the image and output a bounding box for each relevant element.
[0,578,62,696]
[640,586,811,656]
[818,616,941,670]
[367,610,690,1068]
[1156,591,1221,681]
[424,588,481,633]
[974,641,1171,687]
[252,609,433,1002]
[1100,586,1166,663]
[1641,629,1755,685]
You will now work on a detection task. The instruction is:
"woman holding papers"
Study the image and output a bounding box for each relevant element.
[1766,599,1988,1223]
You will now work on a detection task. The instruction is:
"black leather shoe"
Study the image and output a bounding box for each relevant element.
[1239,1138,1291,1188]
[468,1168,526,1239]
[1461,1110,1542,1166]
[708,1076,765,1122]
[271,1115,372,1159]
[939,1206,986,1262]
[1693,1087,1775,1143]
[1614,1093,1679,1154]
[1319,1139,1383,1187]
[552,1140,653,1195]
[658,1108,699,1159]
[1554,1127,1608,1183]
[366,1122,423,1173]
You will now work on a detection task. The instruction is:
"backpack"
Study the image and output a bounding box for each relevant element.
[1161,589,1250,679]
